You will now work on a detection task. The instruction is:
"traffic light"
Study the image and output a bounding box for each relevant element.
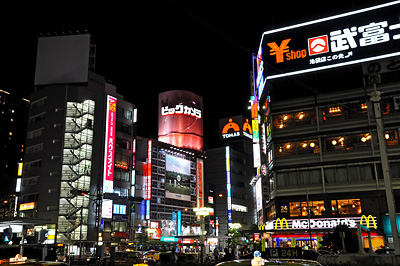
[3,227,12,242]
[38,229,48,243]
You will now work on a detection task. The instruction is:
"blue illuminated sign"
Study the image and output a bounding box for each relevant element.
[113,204,127,215]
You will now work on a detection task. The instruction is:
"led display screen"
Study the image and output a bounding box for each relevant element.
[165,155,191,201]
[258,2,400,83]
[158,90,203,151]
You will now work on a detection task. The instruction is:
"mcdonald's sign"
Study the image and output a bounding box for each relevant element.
[275,218,289,230]
[360,215,377,229]
[258,215,377,231]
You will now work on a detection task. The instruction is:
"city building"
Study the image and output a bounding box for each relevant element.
[16,34,138,255]
[127,90,206,252]
[0,89,29,218]
[205,115,256,239]
[253,2,400,251]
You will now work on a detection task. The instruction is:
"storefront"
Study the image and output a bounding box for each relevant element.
[258,215,385,250]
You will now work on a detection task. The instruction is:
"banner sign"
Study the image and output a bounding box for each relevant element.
[258,1,400,81]
[103,95,117,193]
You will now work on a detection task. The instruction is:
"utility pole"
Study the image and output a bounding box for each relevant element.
[370,81,400,255]
[306,190,313,250]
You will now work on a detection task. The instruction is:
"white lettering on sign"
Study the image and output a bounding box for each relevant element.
[161,105,201,118]
[222,132,240,139]
[291,218,358,229]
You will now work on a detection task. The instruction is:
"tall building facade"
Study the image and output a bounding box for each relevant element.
[253,2,400,250]
[0,89,29,217]
[205,115,256,238]
[17,35,138,254]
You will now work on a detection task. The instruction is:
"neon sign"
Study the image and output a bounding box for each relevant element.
[259,215,377,230]
[103,95,117,193]
[258,1,400,81]
[196,159,204,208]
[225,146,232,227]
[145,140,152,200]
[219,116,253,140]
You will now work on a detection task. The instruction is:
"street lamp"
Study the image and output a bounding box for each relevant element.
[193,207,213,263]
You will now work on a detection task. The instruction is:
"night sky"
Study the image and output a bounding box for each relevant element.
[0,0,389,147]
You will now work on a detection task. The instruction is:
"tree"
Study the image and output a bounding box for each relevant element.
[228,228,242,249]
[319,224,359,253]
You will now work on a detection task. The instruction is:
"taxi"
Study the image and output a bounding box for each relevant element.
[215,250,321,266]
[215,258,322,266]
[142,250,160,262]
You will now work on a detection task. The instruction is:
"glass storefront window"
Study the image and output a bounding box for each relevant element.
[290,201,325,217]
[331,198,362,215]
[290,202,301,217]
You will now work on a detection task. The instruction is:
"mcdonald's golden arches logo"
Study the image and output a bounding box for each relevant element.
[360,215,377,229]
[275,218,289,230]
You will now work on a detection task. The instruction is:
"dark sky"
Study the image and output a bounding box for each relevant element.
[0,0,390,147]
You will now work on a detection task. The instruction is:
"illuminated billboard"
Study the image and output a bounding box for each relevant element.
[103,95,117,193]
[158,90,203,151]
[219,115,252,140]
[196,158,204,208]
[165,155,191,201]
[257,1,400,83]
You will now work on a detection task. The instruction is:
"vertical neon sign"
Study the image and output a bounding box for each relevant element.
[196,158,204,208]
[225,146,232,228]
[103,95,117,193]
[145,140,152,200]
[177,211,182,236]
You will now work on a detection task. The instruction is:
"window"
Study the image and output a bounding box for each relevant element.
[28,113,46,124]
[30,97,47,109]
[331,198,362,215]
[26,143,43,154]
[23,176,38,187]
[116,122,131,134]
[25,160,42,170]
[117,107,133,120]
[112,221,127,232]
[115,138,131,150]
[290,200,325,217]
[290,202,301,217]
[27,128,44,139]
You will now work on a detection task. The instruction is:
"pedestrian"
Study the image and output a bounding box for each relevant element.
[214,248,219,261]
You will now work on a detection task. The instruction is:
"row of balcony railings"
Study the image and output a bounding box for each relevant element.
[272,99,398,130]
[274,129,399,157]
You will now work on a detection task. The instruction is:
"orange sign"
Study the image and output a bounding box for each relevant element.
[220,116,253,140]
[19,202,35,211]
[268,39,307,63]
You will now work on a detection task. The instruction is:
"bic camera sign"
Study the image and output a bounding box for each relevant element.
[258,1,400,80]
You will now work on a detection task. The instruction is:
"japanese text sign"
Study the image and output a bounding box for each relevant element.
[258,1,400,81]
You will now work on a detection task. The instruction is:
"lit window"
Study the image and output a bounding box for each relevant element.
[329,107,341,113]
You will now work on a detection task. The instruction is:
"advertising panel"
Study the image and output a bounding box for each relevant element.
[144,140,152,200]
[219,115,253,140]
[165,155,191,201]
[158,90,203,151]
[196,158,204,208]
[34,34,90,85]
[225,146,232,226]
[258,2,400,82]
[258,215,377,230]
[103,95,117,193]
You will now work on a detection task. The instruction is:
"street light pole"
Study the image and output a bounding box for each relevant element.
[370,85,400,255]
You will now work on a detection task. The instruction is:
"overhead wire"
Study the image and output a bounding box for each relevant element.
[168,0,373,115]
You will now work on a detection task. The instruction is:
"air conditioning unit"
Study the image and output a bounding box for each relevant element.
[394,97,400,111]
